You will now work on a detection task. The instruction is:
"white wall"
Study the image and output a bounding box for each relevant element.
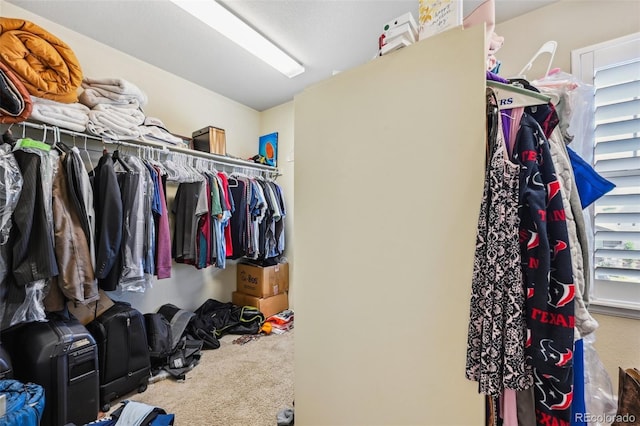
[1,1,263,313]
[294,26,486,425]
[495,0,640,392]
[260,101,295,310]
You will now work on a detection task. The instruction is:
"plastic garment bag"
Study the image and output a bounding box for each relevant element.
[0,144,23,325]
[0,144,23,244]
[583,333,618,425]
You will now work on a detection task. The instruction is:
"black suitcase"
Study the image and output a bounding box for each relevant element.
[0,342,13,379]
[1,318,100,426]
[86,301,151,412]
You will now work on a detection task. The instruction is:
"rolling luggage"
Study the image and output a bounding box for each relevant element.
[0,342,13,379]
[1,318,100,426]
[85,301,151,412]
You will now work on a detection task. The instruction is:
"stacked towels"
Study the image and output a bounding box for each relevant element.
[80,77,147,141]
[30,96,90,132]
[79,77,148,109]
[80,77,185,145]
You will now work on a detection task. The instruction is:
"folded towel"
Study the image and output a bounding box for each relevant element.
[138,125,186,146]
[86,103,146,141]
[30,96,90,132]
[80,77,148,108]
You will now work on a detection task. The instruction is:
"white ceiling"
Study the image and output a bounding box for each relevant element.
[7,0,558,111]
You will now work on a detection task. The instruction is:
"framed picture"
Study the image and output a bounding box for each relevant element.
[259,132,278,167]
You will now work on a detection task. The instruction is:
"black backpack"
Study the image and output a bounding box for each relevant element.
[147,304,205,380]
[144,312,173,370]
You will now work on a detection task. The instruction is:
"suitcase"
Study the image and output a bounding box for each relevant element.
[1,318,100,426]
[85,301,151,412]
[0,342,13,379]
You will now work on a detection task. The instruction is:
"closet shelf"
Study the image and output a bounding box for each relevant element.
[6,120,280,177]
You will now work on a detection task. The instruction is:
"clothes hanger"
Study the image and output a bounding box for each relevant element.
[486,80,551,110]
[515,40,557,80]
[2,123,15,146]
[83,136,94,171]
[112,144,132,172]
[14,124,52,152]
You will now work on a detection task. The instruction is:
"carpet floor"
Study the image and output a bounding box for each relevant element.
[107,329,294,425]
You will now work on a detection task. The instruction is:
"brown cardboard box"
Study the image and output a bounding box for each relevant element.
[192,126,226,155]
[232,291,289,319]
[67,289,115,325]
[236,262,289,298]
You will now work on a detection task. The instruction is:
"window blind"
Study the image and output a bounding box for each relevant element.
[593,59,640,293]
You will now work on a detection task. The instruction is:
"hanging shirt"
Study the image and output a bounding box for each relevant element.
[217,172,234,257]
[153,165,172,279]
[513,113,575,426]
[66,147,97,269]
[91,153,123,291]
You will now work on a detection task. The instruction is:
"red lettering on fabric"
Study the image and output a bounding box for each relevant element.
[529,257,540,269]
[549,209,566,222]
[523,150,537,161]
[538,210,547,221]
[530,308,575,329]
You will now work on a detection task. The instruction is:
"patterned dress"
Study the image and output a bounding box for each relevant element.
[466,90,533,396]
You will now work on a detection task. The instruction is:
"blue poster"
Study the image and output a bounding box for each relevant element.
[259,132,278,167]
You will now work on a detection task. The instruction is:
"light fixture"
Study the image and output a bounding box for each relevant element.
[171,0,305,78]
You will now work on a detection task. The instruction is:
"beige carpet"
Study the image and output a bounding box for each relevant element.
[108,330,294,425]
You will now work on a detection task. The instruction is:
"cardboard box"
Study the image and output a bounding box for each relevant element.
[232,291,289,319]
[192,126,226,155]
[67,289,115,325]
[237,262,289,298]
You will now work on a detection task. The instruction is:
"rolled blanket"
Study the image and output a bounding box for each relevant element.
[80,77,148,108]
[30,96,90,132]
[86,103,146,141]
[0,61,32,123]
[0,17,83,103]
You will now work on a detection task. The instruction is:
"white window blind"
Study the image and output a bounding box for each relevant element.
[573,33,640,316]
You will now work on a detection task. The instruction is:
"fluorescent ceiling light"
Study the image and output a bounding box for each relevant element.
[171,0,305,78]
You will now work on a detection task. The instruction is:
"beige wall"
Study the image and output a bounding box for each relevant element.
[495,0,640,80]
[1,1,263,313]
[294,26,486,425]
[260,102,295,310]
[496,0,640,390]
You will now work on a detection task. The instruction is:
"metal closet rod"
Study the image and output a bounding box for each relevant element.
[13,120,281,176]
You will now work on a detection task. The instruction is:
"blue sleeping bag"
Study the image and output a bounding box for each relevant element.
[0,379,45,426]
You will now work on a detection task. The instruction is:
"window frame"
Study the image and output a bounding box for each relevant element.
[571,32,640,320]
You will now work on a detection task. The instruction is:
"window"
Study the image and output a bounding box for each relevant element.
[572,33,640,318]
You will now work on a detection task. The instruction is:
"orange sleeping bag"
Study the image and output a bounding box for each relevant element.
[0,17,83,103]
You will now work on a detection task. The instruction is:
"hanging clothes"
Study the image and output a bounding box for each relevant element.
[66,147,97,269]
[50,153,98,305]
[91,152,123,291]
[512,113,575,425]
[152,165,172,279]
[3,143,58,326]
[172,181,207,263]
[466,89,531,396]
[0,143,23,326]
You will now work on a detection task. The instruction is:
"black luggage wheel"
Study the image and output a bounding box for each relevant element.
[101,403,111,413]
[138,383,148,393]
